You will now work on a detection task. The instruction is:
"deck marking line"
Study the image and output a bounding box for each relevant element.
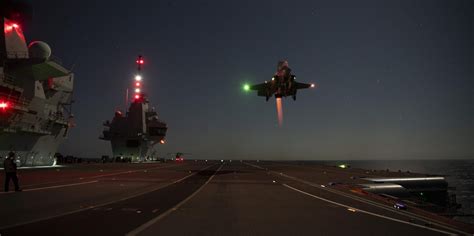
[83,163,182,179]
[279,171,468,235]
[24,181,99,192]
[283,184,455,236]
[0,163,216,231]
[19,163,182,189]
[0,180,98,194]
[244,162,469,235]
[127,164,224,236]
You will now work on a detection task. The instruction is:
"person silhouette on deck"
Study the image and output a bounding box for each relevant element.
[4,151,22,192]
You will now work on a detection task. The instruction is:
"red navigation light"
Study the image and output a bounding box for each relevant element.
[4,25,13,33]
[4,22,20,33]
[0,101,9,110]
[135,82,141,87]
[136,59,144,65]
[134,94,140,99]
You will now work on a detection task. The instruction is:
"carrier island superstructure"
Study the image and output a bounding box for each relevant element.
[0,15,74,166]
[101,56,167,162]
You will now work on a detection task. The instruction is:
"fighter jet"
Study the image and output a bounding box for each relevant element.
[244,60,316,101]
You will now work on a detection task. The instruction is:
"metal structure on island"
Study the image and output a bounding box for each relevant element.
[101,55,167,162]
[0,9,74,167]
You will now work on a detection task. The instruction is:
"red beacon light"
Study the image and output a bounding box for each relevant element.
[133,55,145,102]
[136,59,144,65]
[4,22,20,33]
[0,101,9,110]
[136,55,145,66]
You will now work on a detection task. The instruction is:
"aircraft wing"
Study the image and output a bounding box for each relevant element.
[295,82,313,90]
[250,83,268,91]
[250,82,271,97]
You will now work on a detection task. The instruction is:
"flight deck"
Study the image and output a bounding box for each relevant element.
[0,161,472,236]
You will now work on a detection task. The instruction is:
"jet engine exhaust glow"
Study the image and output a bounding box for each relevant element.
[276,97,283,126]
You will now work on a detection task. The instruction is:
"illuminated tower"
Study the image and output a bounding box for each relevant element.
[101,56,167,162]
[133,55,144,100]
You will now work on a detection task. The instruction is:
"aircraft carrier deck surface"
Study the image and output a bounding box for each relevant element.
[0,161,472,236]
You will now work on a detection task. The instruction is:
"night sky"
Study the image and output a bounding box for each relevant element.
[23,0,473,160]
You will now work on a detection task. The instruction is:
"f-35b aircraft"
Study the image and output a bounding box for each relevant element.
[245,60,316,101]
